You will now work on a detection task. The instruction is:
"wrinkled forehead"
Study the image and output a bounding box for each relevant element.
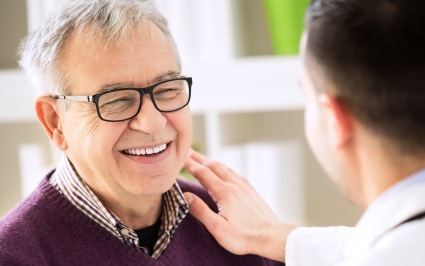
[58,22,179,95]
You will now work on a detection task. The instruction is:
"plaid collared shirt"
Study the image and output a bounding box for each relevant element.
[50,155,189,259]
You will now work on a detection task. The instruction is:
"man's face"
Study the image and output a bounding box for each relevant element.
[299,33,347,194]
[57,24,192,201]
[300,32,359,203]
[300,44,333,178]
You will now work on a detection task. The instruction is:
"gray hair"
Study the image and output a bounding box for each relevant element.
[19,0,181,96]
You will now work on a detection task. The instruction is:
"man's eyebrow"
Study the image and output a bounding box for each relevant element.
[96,83,133,94]
[152,71,182,82]
[95,71,182,94]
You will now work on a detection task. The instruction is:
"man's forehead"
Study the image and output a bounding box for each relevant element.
[67,22,157,50]
[94,71,182,94]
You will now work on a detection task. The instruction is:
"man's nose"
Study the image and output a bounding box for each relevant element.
[128,94,167,133]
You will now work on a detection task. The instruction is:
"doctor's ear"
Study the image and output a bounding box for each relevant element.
[35,96,68,151]
[318,94,353,149]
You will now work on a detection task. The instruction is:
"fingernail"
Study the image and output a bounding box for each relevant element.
[185,194,193,205]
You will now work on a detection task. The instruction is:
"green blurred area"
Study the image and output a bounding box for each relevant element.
[264,0,310,55]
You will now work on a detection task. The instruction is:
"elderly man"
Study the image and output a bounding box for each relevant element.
[0,1,283,265]
[184,0,425,265]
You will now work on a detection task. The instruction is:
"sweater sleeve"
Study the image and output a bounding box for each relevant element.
[285,226,355,265]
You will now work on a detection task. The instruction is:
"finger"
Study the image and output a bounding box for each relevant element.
[185,156,226,195]
[188,150,241,183]
[187,149,211,165]
[184,192,249,255]
[184,192,228,233]
[207,161,245,184]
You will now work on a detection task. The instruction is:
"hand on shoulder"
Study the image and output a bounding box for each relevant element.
[184,150,299,263]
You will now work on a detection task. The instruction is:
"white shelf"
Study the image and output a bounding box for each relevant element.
[1,56,304,123]
[0,69,37,123]
[186,56,304,114]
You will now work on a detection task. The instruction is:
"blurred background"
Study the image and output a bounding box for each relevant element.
[0,0,362,226]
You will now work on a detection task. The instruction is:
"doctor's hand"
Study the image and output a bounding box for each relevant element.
[183,150,298,263]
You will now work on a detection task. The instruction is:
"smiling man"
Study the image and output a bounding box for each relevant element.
[0,1,283,265]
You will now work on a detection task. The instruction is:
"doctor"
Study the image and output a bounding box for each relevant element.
[183,0,425,265]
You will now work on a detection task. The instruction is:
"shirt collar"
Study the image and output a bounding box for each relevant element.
[344,168,425,260]
[357,168,425,229]
[50,154,189,258]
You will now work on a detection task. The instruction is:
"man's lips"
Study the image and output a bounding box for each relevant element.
[122,143,168,156]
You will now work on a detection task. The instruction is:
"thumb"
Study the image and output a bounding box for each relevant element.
[184,192,246,255]
[183,192,225,234]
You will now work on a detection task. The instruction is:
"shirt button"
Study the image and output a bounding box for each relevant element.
[121,228,130,236]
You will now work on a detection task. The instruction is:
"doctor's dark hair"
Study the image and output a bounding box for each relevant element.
[305,0,425,156]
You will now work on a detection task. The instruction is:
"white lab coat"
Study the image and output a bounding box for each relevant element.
[286,169,425,266]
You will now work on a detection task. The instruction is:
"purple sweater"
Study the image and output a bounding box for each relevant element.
[0,172,284,266]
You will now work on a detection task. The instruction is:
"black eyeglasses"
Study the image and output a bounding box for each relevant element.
[53,77,192,122]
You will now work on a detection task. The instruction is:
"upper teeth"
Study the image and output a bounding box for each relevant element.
[125,144,167,155]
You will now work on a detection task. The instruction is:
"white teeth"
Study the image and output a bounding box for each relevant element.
[124,144,167,156]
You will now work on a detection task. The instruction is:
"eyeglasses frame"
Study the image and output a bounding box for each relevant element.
[53,77,192,122]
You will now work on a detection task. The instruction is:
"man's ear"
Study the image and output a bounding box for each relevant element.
[318,94,353,149]
[35,96,68,151]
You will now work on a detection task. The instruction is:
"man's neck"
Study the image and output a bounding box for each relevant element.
[97,192,163,229]
[358,135,425,207]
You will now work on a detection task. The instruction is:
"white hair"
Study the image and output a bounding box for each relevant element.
[19,0,181,96]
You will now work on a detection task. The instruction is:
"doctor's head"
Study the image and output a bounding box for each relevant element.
[300,0,425,205]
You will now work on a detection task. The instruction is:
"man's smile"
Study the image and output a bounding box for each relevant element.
[122,143,168,156]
